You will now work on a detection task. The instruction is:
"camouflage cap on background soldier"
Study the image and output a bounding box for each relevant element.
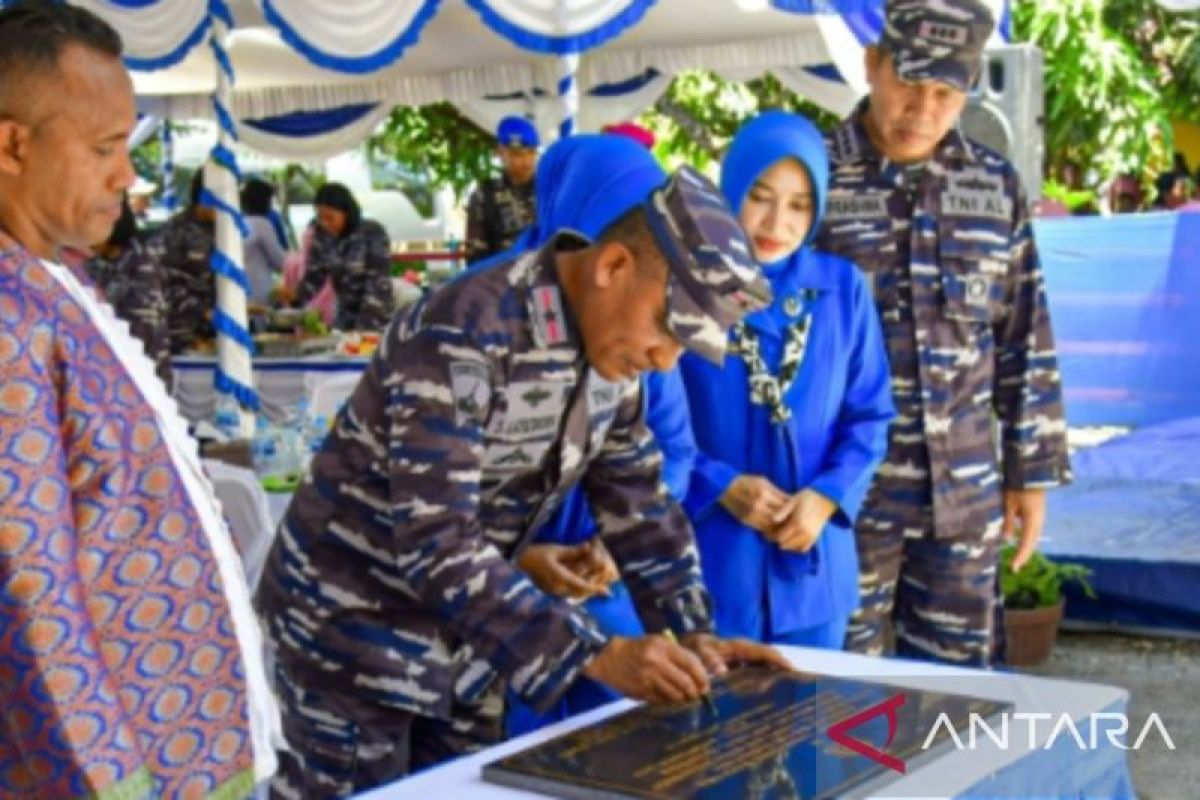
[881,0,996,92]
[643,166,773,365]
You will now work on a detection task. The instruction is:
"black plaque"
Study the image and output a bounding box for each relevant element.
[482,666,1011,799]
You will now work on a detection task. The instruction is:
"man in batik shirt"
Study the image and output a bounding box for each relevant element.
[0,5,279,796]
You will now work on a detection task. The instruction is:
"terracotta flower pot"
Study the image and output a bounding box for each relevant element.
[1003,598,1065,667]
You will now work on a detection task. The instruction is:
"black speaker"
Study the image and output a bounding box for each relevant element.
[960,44,1044,202]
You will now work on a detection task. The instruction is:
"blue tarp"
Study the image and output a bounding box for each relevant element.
[1043,417,1200,633]
[1036,215,1200,632]
[1037,212,1200,428]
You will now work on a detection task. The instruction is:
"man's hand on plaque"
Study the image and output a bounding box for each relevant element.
[582,635,711,704]
[518,542,611,601]
[680,633,793,676]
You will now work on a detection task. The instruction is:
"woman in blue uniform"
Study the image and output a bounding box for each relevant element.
[678,110,895,648]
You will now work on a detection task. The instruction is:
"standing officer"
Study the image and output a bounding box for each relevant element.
[256,164,789,797]
[816,0,1071,666]
[464,115,538,264]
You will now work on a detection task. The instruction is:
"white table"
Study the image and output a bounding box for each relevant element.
[172,355,368,425]
[355,646,1133,799]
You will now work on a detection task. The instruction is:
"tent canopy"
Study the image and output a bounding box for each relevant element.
[132,0,862,129]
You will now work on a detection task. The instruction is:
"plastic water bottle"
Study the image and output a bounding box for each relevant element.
[252,415,279,477]
[274,400,309,474]
[304,410,329,464]
[214,393,242,441]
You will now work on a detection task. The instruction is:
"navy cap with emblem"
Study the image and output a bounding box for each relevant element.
[642,166,773,365]
[881,0,995,92]
[496,116,540,150]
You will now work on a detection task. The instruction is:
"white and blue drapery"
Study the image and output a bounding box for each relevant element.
[463,0,656,139]
[259,0,440,73]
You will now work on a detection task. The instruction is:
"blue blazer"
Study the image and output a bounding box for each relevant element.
[679,248,894,638]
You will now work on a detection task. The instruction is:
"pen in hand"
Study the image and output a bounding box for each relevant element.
[661,629,719,716]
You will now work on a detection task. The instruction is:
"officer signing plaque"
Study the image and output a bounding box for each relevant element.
[482,666,1010,799]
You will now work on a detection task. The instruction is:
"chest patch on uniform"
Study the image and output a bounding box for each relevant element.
[450,361,489,426]
[965,274,992,308]
[941,170,1013,221]
[825,191,889,222]
[483,442,543,472]
[488,380,566,439]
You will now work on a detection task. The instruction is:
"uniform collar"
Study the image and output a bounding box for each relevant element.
[831,98,978,173]
[518,234,583,352]
[744,250,828,338]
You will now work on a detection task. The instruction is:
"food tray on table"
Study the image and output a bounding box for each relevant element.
[253,333,341,357]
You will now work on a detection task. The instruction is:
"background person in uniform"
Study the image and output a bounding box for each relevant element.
[84,195,173,386]
[0,4,279,795]
[150,169,215,352]
[240,176,287,306]
[816,0,1071,666]
[679,110,895,651]
[287,181,394,332]
[464,115,538,265]
[255,163,788,797]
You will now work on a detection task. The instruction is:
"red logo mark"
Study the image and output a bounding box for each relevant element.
[826,693,908,774]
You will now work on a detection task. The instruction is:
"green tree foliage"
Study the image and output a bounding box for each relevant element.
[1011,0,1198,190]
[640,72,839,173]
[1106,0,1200,124]
[369,102,497,201]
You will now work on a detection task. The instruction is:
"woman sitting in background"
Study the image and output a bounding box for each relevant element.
[290,182,394,331]
[678,110,895,649]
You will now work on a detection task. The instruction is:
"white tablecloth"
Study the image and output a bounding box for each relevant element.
[172,355,368,425]
[355,646,1134,799]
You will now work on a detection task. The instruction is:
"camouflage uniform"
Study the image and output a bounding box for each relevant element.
[149,210,215,353]
[255,167,771,797]
[85,238,173,388]
[816,0,1070,666]
[296,219,394,332]
[464,175,536,265]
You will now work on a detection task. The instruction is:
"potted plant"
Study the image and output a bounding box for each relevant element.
[1000,544,1095,667]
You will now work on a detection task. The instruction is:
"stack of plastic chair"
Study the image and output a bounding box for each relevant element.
[305,371,361,420]
[203,458,276,591]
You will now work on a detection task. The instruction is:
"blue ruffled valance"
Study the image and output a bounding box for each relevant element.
[464,0,656,55]
[242,103,380,137]
[259,0,441,73]
[74,0,213,71]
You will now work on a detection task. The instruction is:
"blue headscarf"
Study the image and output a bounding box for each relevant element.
[469,133,666,274]
[719,109,830,263]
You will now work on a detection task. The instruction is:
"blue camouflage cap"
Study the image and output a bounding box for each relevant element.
[642,166,773,365]
[882,0,995,92]
[496,115,540,150]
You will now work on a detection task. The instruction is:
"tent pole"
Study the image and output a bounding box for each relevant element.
[557,53,579,139]
[207,2,258,437]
